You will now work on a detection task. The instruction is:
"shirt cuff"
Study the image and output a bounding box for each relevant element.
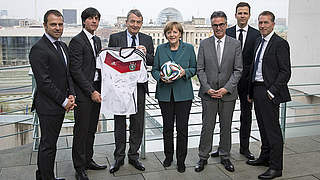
[62,98,68,108]
[267,90,275,99]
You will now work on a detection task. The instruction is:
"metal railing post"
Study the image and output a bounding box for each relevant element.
[32,113,40,151]
[141,111,147,159]
[280,102,287,141]
[30,72,40,151]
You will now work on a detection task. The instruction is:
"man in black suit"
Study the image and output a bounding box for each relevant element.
[69,7,107,180]
[108,9,154,173]
[247,11,291,179]
[29,10,76,180]
[211,2,260,160]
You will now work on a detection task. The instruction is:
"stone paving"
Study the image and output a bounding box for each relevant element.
[1,135,320,180]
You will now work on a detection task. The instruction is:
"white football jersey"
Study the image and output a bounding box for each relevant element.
[96,47,147,116]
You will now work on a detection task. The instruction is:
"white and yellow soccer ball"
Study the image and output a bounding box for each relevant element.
[160,61,181,81]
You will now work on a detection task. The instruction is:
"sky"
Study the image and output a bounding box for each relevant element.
[1,0,289,24]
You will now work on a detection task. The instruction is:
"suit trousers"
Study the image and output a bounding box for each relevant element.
[238,78,253,152]
[159,95,192,165]
[37,113,65,179]
[253,84,283,170]
[72,82,101,171]
[113,84,145,161]
[198,99,235,160]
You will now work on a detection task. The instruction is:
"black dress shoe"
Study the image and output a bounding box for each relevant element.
[221,159,234,172]
[240,150,255,160]
[210,150,219,157]
[258,168,282,179]
[55,178,66,180]
[109,159,124,173]
[163,158,173,167]
[246,158,269,167]
[128,159,145,171]
[36,170,41,180]
[195,159,207,172]
[86,160,107,170]
[177,164,186,173]
[75,170,88,180]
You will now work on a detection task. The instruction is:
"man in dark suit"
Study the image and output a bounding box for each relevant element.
[211,2,260,160]
[29,10,76,180]
[69,7,107,180]
[195,11,242,173]
[108,9,154,173]
[247,11,291,179]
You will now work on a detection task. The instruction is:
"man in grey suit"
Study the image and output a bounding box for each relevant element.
[195,11,243,173]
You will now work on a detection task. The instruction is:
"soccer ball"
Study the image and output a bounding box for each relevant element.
[160,61,181,81]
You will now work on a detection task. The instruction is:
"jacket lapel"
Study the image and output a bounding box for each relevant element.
[42,35,66,69]
[80,31,95,57]
[121,30,128,47]
[220,36,230,69]
[262,34,275,59]
[173,40,185,63]
[209,36,219,68]
[164,43,174,62]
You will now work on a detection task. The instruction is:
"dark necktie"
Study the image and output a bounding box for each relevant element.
[252,38,265,82]
[238,29,244,49]
[92,36,98,56]
[53,41,66,66]
[131,35,136,47]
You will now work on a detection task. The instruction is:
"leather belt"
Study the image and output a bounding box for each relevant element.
[253,81,264,86]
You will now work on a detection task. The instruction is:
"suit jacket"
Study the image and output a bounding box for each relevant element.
[29,34,74,115]
[151,41,197,102]
[108,30,154,94]
[69,30,102,101]
[226,25,260,93]
[248,33,291,104]
[197,35,243,101]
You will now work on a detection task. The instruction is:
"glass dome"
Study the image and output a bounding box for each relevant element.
[157,7,183,25]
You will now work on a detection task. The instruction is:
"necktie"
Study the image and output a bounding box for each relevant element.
[252,38,265,82]
[238,29,244,49]
[131,35,136,47]
[92,36,98,56]
[92,36,101,81]
[53,41,66,66]
[216,39,222,65]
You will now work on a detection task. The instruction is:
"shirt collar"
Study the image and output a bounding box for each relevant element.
[127,30,139,39]
[214,34,226,43]
[44,32,60,44]
[262,30,275,42]
[83,28,95,40]
[236,24,248,32]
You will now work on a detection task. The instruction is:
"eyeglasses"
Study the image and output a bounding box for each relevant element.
[128,20,143,25]
[212,23,226,28]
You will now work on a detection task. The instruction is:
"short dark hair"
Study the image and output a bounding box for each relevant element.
[210,11,227,22]
[236,2,251,14]
[127,9,143,21]
[163,21,183,39]
[43,10,63,24]
[259,11,275,22]
[81,7,101,28]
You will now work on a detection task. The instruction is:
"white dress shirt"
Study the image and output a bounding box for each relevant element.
[254,31,275,98]
[236,24,249,50]
[214,35,226,64]
[127,30,140,47]
[254,31,274,82]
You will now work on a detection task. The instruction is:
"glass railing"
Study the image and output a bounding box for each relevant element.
[0,64,319,158]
